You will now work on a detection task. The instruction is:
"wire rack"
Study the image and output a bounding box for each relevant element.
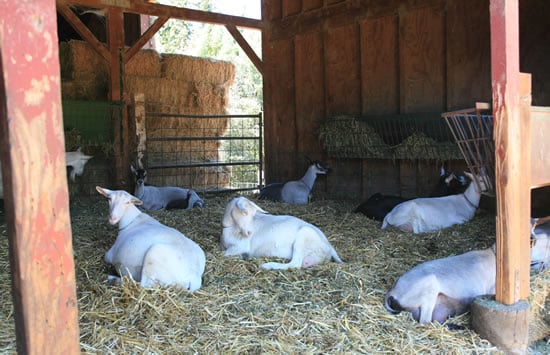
[442,103,495,195]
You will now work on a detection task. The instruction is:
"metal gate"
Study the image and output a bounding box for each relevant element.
[144,111,263,194]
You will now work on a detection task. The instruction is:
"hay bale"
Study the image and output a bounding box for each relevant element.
[319,116,391,159]
[161,54,235,85]
[125,49,162,77]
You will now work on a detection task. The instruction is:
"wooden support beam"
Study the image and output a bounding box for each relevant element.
[125,16,168,63]
[490,0,531,304]
[0,0,80,353]
[56,3,110,61]
[106,6,130,187]
[225,24,263,75]
[57,0,263,30]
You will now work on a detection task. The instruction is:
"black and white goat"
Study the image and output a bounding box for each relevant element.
[259,159,329,204]
[354,167,467,221]
[381,172,487,233]
[130,165,204,211]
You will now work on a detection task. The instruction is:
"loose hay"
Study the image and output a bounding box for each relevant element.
[0,195,547,353]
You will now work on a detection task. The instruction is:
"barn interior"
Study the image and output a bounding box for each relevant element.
[0,0,548,353]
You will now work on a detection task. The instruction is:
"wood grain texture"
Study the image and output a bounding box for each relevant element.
[0,1,80,353]
[399,5,445,112]
[446,0,491,109]
[295,32,325,156]
[325,24,361,116]
[361,15,399,114]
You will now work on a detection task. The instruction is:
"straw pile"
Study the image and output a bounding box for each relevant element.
[0,194,547,353]
[319,116,462,160]
[393,132,461,160]
[319,116,391,158]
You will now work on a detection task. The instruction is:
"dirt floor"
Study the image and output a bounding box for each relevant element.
[0,192,548,353]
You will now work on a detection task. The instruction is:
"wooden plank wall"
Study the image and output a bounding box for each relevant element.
[262,0,495,199]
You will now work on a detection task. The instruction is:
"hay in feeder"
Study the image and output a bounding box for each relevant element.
[319,116,391,158]
[2,193,547,353]
[393,131,461,160]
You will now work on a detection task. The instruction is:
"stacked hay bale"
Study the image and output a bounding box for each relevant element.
[59,40,235,190]
[124,51,235,189]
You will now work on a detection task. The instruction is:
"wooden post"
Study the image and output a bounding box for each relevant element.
[0,0,80,353]
[490,0,531,304]
[107,6,131,188]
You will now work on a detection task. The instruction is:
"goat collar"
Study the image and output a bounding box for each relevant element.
[463,193,478,209]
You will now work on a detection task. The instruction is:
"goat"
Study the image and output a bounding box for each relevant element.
[381,171,487,233]
[220,196,343,270]
[66,148,93,182]
[259,159,329,205]
[531,217,550,270]
[0,149,92,199]
[355,167,467,221]
[384,246,496,324]
[131,165,204,211]
[429,166,468,197]
[354,193,410,221]
[96,186,206,291]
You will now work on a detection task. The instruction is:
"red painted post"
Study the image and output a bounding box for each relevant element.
[490,0,531,304]
[0,0,80,353]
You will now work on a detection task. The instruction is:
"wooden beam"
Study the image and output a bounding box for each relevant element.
[56,3,110,61]
[490,0,531,304]
[0,0,80,353]
[225,24,263,75]
[124,16,168,63]
[57,0,263,30]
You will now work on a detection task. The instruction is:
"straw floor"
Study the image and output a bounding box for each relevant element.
[0,193,548,354]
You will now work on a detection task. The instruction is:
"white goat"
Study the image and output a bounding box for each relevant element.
[66,148,93,182]
[259,159,329,204]
[531,217,550,270]
[381,171,487,233]
[0,149,92,198]
[221,196,343,270]
[96,186,206,291]
[384,246,496,324]
[131,165,204,211]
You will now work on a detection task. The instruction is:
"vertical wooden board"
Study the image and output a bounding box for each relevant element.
[361,15,399,114]
[0,0,80,353]
[303,0,323,11]
[262,38,296,182]
[326,159,362,199]
[282,0,301,17]
[262,0,282,21]
[400,6,446,112]
[295,32,324,156]
[363,160,400,198]
[325,24,361,116]
[519,0,550,106]
[446,0,491,109]
[399,160,418,197]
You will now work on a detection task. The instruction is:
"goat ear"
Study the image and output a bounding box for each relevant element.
[235,198,250,215]
[131,198,143,206]
[96,186,110,197]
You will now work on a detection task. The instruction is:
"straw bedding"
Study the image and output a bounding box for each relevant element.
[0,194,547,353]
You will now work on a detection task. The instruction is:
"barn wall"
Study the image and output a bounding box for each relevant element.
[262,0,550,200]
